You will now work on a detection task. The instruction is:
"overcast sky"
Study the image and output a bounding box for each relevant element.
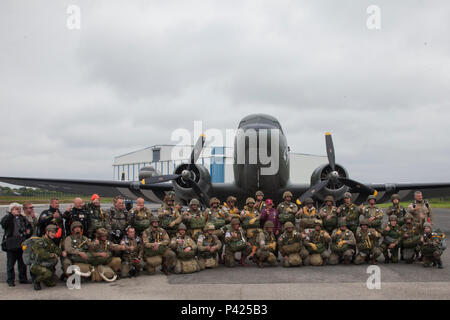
[1,0,449,186]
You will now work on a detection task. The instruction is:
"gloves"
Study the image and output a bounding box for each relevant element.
[249,218,257,225]
[309,243,318,251]
[337,240,346,248]
[268,242,277,251]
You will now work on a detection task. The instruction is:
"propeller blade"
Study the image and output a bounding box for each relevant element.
[338,177,377,195]
[189,179,210,207]
[189,134,206,169]
[297,179,330,205]
[325,132,335,171]
[140,174,181,185]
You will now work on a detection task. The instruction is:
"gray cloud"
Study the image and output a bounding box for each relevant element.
[0,0,449,185]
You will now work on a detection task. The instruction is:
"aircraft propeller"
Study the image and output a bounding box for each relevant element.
[297,133,377,205]
[140,134,210,206]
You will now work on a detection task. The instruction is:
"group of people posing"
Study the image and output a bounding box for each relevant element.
[1,189,446,291]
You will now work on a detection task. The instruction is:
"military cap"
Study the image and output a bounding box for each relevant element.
[70,221,83,232]
[324,195,334,203]
[189,199,200,206]
[45,224,58,233]
[423,222,432,229]
[150,215,159,223]
[164,192,175,201]
[246,197,255,205]
[314,219,322,226]
[209,197,220,206]
[255,190,264,197]
[264,221,274,229]
[344,192,352,199]
[338,219,347,227]
[284,222,294,229]
[178,223,187,231]
[367,195,377,201]
[227,196,237,203]
[389,215,398,221]
[404,213,413,220]
[283,191,293,199]
[204,223,215,231]
[391,194,400,201]
[304,198,314,205]
[96,228,108,237]
[230,217,240,225]
[360,218,369,226]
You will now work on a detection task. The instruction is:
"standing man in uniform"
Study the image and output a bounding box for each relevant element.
[22,202,38,236]
[129,197,152,236]
[158,192,182,238]
[337,192,361,235]
[105,196,130,244]
[297,198,320,232]
[182,199,205,241]
[319,196,338,235]
[277,191,298,230]
[85,194,106,239]
[63,198,91,238]
[408,191,433,234]
[222,196,240,220]
[37,198,64,245]
[386,194,406,226]
[359,195,384,233]
[254,191,266,214]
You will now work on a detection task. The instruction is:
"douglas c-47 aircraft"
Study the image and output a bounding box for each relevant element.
[1,114,450,206]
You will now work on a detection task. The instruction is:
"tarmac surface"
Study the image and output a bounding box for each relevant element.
[0,203,449,300]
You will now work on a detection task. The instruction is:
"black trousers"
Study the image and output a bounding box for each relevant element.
[6,249,27,284]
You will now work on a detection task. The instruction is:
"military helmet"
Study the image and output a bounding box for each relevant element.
[314,219,322,226]
[255,190,264,197]
[246,197,255,205]
[324,195,334,203]
[164,191,176,202]
[283,191,293,199]
[391,194,400,201]
[389,215,398,221]
[304,198,314,205]
[367,195,377,201]
[404,213,413,220]
[344,192,352,199]
[178,223,187,231]
[205,223,215,231]
[264,221,274,229]
[227,196,237,203]
[96,228,108,237]
[209,197,220,206]
[150,215,159,223]
[360,218,369,226]
[189,199,200,206]
[45,224,58,233]
[230,217,240,226]
[338,219,347,227]
[423,222,432,229]
[70,221,83,232]
[284,222,294,229]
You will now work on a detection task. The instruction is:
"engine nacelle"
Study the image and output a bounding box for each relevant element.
[138,166,161,182]
[171,164,212,204]
[310,163,349,201]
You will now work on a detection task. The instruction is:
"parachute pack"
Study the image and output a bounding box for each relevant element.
[21,236,41,266]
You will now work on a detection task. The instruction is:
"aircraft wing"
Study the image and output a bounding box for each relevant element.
[0,176,173,203]
[368,182,450,203]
